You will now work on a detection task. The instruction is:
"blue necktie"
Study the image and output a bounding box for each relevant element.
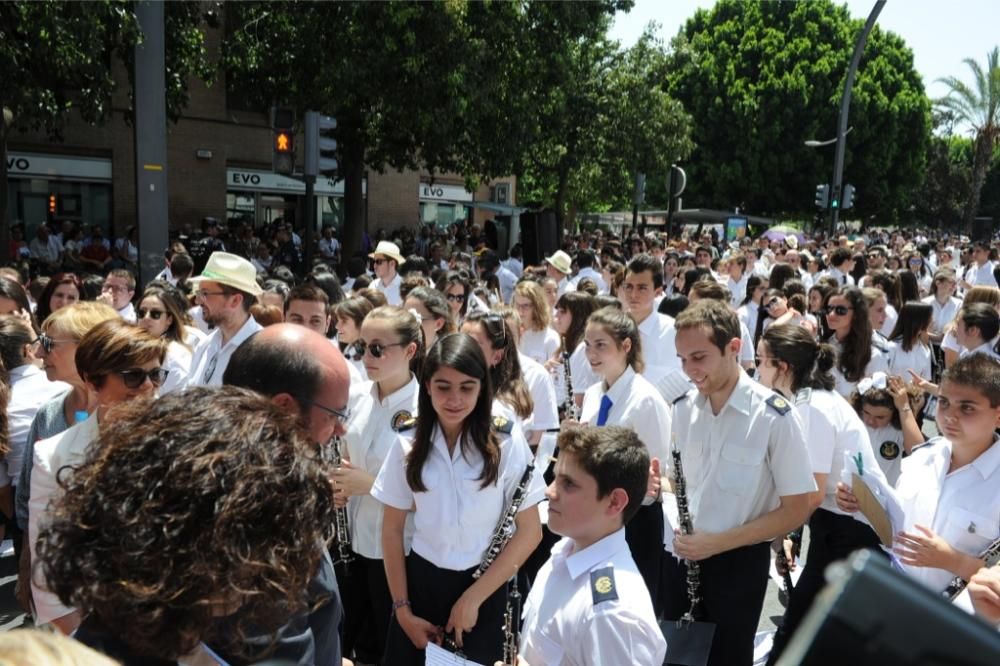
[596,395,613,426]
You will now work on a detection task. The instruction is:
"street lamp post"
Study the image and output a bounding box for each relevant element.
[828,0,886,237]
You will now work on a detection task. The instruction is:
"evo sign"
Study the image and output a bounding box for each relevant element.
[419,183,473,202]
[7,152,112,181]
[227,169,361,196]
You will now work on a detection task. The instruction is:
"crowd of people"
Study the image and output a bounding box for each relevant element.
[1,216,999,665]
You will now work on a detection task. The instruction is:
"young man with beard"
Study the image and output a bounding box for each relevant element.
[183,252,263,387]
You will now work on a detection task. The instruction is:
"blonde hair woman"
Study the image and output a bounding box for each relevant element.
[513,281,559,365]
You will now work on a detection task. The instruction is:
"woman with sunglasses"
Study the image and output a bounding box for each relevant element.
[404,287,456,351]
[373,333,544,665]
[336,306,423,665]
[135,284,196,395]
[906,252,933,296]
[435,271,472,324]
[579,306,671,612]
[755,289,815,341]
[28,318,167,634]
[820,286,889,398]
[34,273,82,326]
[757,324,886,665]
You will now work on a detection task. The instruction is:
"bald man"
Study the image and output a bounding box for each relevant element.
[213,324,351,666]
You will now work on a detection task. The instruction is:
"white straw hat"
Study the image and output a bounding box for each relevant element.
[189,252,263,296]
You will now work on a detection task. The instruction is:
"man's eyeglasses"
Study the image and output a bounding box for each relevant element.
[446,293,465,303]
[137,308,165,321]
[311,401,351,425]
[824,305,852,316]
[34,333,74,354]
[355,340,406,359]
[118,367,169,389]
[103,284,132,294]
[372,258,386,266]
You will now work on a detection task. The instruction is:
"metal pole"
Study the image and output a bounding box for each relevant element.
[304,175,316,270]
[830,0,885,237]
[133,0,169,288]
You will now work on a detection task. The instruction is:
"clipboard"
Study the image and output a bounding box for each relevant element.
[852,472,894,547]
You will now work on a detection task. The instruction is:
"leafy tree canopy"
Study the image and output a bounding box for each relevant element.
[665,0,930,226]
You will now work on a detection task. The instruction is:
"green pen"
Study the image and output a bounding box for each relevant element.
[853,452,864,476]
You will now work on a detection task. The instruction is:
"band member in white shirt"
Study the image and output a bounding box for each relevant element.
[622,253,679,385]
[336,307,423,664]
[666,300,815,666]
[373,333,544,665]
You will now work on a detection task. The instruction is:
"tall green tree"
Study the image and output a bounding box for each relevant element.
[936,46,1000,230]
[221,1,628,257]
[0,0,213,262]
[665,0,930,225]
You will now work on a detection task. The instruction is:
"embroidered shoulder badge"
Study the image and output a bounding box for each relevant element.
[766,394,791,415]
[879,440,900,461]
[673,389,693,405]
[392,411,416,432]
[590,567,618,605]
[492,415,513,434]
[794,388,812,405]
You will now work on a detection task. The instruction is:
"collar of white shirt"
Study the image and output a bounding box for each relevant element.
[561,527,628,580]
[209,314,263,354]
[604,365,637,405]
[369,374,419,410]
[692,368,753,416]
[9,364,43,383]
[636,310,673,335]
[968,434,1000,480]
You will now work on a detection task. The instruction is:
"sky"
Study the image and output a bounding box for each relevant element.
[609,0,999,109]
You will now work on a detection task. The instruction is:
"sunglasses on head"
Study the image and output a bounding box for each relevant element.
[482,312,509,346]
[824,305,852,316]
[354,340,406,359]
[34,333,74,354]
[118,367,169,389]
[137,308,165,321]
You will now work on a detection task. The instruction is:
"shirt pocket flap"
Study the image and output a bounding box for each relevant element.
[943,506,997,556]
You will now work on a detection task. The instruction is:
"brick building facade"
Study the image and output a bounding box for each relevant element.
[5,24,514,244]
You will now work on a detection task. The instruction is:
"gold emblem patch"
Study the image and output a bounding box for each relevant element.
[594,576,613,594]
[391,410,413,432]
[880,441,900,461]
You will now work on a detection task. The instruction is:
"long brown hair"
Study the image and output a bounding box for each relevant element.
[556,291,598,354]
[465,310,533,419]
[406,333,500,493]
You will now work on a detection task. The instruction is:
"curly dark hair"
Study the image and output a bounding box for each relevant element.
[36,386,335,660]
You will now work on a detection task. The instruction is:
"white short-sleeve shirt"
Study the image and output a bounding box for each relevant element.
[827,337,890,398]
[569,342,600,398]
[520,327,560,366]
[888,341,933,383]
[867,423,906,486]
[371,421,545,571]
[635,311,680,385]
[345,376,419,559]
[375,273,403,306]
[518,353,559,432]
[520,529,666,666]
[5,365,69,486]
[580,366,671,465]
[667,372,816,541]
[183,316,263,388]
[922,295,962,339]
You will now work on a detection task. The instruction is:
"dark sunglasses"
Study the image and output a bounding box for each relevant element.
[446,293,465,303]
[354,340,406,359]
[34,333,74,354]
[372,258,386,266]
[118,367,169,389]
[764,298,781,310]
[137,308,165,321]
[824,305,852,316]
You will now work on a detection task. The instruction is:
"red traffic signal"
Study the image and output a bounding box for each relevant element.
[274,131,294,154]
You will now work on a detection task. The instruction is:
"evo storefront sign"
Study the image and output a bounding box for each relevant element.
[7,152,112,182]
[419,182,473,202]
[227,168,364,196]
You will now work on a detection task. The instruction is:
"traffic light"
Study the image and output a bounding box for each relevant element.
[842,184,856,210]
[48,194,56,214]
[271,106,295,175]
[814,184,829,209]
[305,111,338,178]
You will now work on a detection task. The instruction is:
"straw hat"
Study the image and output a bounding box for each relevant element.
[545,250,572,275]
[369,241,406,265]
[189,252,263,296]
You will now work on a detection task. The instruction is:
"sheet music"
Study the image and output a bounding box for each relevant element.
[425,643,487,666]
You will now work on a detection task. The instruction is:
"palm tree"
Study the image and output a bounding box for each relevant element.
[936,48,1000,231]
[936,47,1000,232]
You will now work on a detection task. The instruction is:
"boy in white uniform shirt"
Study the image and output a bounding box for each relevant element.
[622,253,680,385]
[666,300,815,666]
[512,425,666,666]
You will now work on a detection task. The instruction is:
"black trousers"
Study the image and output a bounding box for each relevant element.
[339,554,392,665]
[766,509,884,665]
[626,501,665,616]
[383,551,506,665]
[661,541,771,666]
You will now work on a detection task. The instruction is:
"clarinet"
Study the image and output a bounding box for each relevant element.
[562,349,580,420]
[473,462,535,579]
[502,575,522,666]
[942,535,1000,600]
[323,436,355,566]
[671,446,703,625]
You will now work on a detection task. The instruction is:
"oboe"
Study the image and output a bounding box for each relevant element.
[671,446,703,625]
[562,349,579,420]
[942,534,1000,600]
[501,574,522,666]
[473,462,535,579]
[324,436,355,565]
